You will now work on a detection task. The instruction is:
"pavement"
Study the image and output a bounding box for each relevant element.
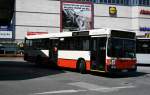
[0,57,150,95]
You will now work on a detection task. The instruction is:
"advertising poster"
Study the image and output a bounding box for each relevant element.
[61,1,93,32]
[27,32,48,36]
[109,6,117,17]
[0,25,13,39]
[0,13,15,40]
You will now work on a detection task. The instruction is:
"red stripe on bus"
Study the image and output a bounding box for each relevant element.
[86,61,90,71]
[58,58,90,70]
[115,59,136,69]
[58,58,77,69]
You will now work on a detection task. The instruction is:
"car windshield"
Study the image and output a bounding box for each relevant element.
[107,38,136,58]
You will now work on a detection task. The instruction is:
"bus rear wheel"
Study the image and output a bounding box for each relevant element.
[78,60,86,74]
[35,56,42,66]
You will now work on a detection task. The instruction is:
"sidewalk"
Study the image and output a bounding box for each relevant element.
[0,54,24,57]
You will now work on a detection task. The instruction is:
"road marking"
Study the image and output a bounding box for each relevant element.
[68,82,135,92]
[90,85,135,92]
[33,89,87,95]
[33,82,136,95]
[68,82,108,90]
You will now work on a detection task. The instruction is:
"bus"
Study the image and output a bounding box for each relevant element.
[136,38,150,65]
[24,29,137,73]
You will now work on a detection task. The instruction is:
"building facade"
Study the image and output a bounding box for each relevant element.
[0,0,150,55]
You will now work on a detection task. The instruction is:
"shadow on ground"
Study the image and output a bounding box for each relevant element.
[137,64,150,67]
[0,61,65,81]
[90,71,148,78]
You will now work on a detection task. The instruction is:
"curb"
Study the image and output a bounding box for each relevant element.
[0,54,24,57]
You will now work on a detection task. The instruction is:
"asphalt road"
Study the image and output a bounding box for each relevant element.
[0,57,150,95]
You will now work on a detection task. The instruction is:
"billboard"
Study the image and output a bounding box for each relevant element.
[60,1,94,32]
[0,25,13,39]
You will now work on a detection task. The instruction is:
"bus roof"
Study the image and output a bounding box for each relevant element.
[89,28,110,35]
[72,28,134,36]
[25,32,72,39]
[25,28,135,39]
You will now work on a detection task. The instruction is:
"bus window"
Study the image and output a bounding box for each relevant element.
[59,37,70,50]
[25,39,30,47]
[92,39,96,51]
[107,38,124,57]
[97,37,106,50]
[69,38,76,50]
[83,39,90,51]
[24,39,33,51]
[91,37,106,52]
[108,38,136,58]
[60,37,90,51]
[136,39,150,65]
[124,40,136,58]
[136,39,150,54]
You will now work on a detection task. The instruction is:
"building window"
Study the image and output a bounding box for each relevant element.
[100,0,104,3]
[144,0,149,6]
[116,0,124,5]
[120,0,124,5]
[132,0,139,5]
[124,0,130,5]
[63,0,150,6]
[139,0,144,5]
[116,0,119,4]
[108,0,111,3]
[93,0,99,3]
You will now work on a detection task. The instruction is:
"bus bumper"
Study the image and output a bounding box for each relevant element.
[107,65,137,73]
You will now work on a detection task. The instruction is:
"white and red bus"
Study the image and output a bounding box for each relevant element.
[136,38,150,65]
[24,29,137,73]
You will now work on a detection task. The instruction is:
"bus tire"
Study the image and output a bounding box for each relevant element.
[24,53,28,61]
[78,60,86,74]
[35,56,42,66]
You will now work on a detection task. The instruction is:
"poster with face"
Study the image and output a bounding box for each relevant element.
[61,1,93,32]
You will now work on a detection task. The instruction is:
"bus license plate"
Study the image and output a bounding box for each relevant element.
[122,70,128,72]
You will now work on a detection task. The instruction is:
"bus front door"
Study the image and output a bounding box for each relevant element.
[91,38,106,71]
[49,39,58,67]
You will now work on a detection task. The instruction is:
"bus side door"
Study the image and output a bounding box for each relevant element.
[49,39,59,64]
[91,37,106,71]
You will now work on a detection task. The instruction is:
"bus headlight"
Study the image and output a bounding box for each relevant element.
[111,59,115,65]
[111,59,116,69]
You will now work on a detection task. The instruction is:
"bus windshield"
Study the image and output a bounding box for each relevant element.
[107,38,136,58]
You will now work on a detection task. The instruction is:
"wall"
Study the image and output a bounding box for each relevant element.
[137,6,150,36]
[94,4,150,37]
[15,0,150,39]
[94,4,132,30]
[15,0,60,39]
